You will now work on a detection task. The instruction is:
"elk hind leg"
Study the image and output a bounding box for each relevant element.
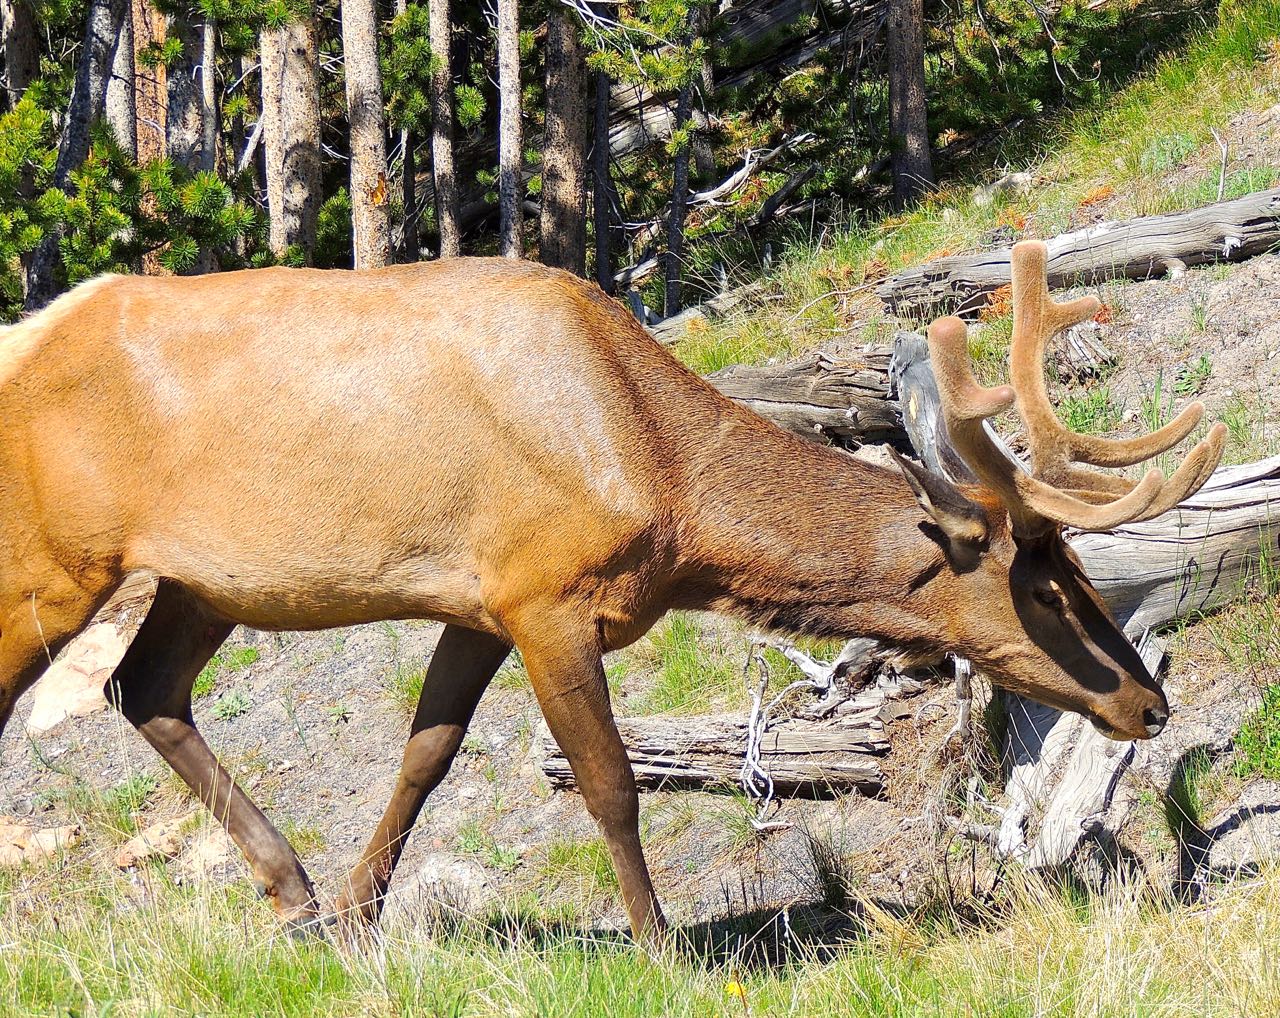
[337,624,510,928]
[107,579,321,930]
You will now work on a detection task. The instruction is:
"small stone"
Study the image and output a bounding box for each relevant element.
[0,817,81,866]
[26,623,129,734]
[179,828,236,879]
[114,812,198,869]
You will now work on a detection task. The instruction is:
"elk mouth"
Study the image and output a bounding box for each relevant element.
[1086,709,1167,742]
[1087,714,1125,740]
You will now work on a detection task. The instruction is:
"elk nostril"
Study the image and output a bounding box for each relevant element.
[1143,707,1169,736]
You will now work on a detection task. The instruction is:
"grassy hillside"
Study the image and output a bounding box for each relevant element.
[675,0,1280,374]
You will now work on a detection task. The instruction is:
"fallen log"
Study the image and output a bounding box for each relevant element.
[541,697,890,797]
[704,349,901,447]
[647,281,768,344]
[877,187,1280,316]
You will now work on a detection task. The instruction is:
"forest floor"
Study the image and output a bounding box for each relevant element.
[4,3,1280,1016]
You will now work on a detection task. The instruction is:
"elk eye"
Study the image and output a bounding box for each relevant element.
[1035,585,1063,609]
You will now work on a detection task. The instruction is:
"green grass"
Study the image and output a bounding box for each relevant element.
[3,862,1280,1015]
[630,614,745,716]
[211,688,253,722]
[1235,684,1280,780]
[37,772,161,838]
[457,821,522,874]
[386,658,428,715]
[193,646,261,700]
[1059,386,1122,435]
[540,837,618,898]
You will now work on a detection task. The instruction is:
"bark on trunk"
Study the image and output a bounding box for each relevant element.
[428,0,459,256]
[341,0,391,269]
[878,188,1280,317]
[886,0,933,207]
[400,127,419,262]
[539,9,588,274]
[496,0,523,258]
[166,15,202,171]
[131,0,165,165]
[199,17,217,173]
[105,5,136,157]
[261,17,321,261]
[704,347,901,446]
[1,0,39,111]
[592,64,613,294]
[664,81,692,317]
[540,706,888,796]
[25,0,127,311]
[393,0,416,261]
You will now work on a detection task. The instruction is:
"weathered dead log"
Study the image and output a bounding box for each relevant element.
[647,281,768,344]
[541,700,889,796]
[877,188,1280,316]
[1073,456,1280,633]
[705,349,901,446]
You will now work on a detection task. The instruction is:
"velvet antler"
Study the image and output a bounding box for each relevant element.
[927,240,1226,534]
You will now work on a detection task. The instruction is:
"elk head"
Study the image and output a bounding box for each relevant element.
[897,240,1226,740]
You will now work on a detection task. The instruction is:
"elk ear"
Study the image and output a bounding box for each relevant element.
[889,450,989,549]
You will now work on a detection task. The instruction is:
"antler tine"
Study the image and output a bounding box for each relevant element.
[925,317,1167,534]
[1127,422,1227,523]
[1006,241,1204,475]
[996,238,1226,529]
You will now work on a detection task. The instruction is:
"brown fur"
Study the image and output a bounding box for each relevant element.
[0,258,1169,940]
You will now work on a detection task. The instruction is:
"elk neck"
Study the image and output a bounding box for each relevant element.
[668,401,954,647]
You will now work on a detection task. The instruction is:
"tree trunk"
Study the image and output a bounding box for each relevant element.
[428,0,458,257]
[25,0,128,311]
[496,0,523,258]
[540,706,888,796]
[341,0,390,269]
[132,0,165,165]
[166,15,202,172]
[396,0,418,263]
[1,0,39,111]
[886,0,933,208]
[400,128,418,262]
[691,2,716,179]
[539,9,588,274]
[261,17,321,261]
[105,5,136,157]
[592,63,613,294]
[664,80,692,317]
[199,17,217,173]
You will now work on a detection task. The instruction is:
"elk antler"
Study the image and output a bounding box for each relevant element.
[927,240,1227,535]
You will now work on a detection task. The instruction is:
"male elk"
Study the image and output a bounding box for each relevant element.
[0,241,1222,940]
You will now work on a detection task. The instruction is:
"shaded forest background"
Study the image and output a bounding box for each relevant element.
[0,0,1220,323]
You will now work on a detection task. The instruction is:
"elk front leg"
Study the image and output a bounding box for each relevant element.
[517,626,666,943]
[107,579,321,930]
[336,624,510,928]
